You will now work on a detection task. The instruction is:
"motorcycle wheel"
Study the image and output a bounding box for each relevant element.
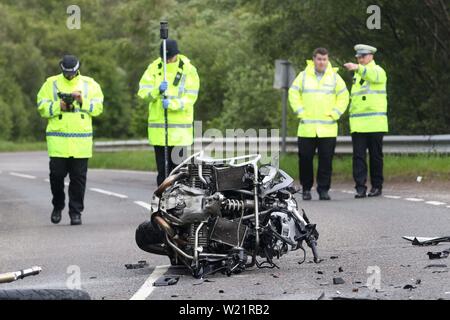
[135,221,166,255]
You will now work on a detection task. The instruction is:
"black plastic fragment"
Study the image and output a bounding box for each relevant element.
[125,260,149,269]
[333,277,345,285]
[153,276,180,287]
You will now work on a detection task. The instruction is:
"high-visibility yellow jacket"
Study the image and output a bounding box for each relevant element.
[138,54,200,146]
[37,73,104,158]
[349,60,388,133]
[289,61,349,138]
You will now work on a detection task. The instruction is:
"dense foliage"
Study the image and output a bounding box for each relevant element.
[0,0,448,141]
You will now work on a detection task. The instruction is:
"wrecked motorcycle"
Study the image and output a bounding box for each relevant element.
[136,152,320,278]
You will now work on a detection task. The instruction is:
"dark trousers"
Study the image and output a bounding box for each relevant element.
[49,157,88,216]
[351,132,384,192]
[154,146,186,186]
[298,137,336,192]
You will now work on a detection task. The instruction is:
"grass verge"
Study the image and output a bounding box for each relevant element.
[89,150,450,183]
[0,140,47,152]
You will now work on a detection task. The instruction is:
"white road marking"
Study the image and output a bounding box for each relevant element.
[89,188,128,199]
[405,198,424,202]
[134,201,152,211]
[130,265,170,300]
[10,172,36,180]
[425,201,446,206]
[44,178,50,183]
[384,195,401,199]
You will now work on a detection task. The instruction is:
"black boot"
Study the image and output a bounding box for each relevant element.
[70,213,82,226]
[302,190,312,201]
[355,189,367,199]
[51,209,62,224]
[318,190,331,201]
[368,188,382,197]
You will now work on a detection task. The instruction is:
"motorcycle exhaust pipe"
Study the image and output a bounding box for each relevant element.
[153,215,175,238]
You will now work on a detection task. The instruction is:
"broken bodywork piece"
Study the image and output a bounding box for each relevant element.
[402,236,450,246]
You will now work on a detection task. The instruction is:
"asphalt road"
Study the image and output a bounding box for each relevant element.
[1,152,449,300]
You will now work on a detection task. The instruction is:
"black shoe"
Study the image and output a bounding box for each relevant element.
[302,190,312,201]
[368,188,382,197]
[355,190,367,199]
[51,209,62,224]
[70,214,82,226]
[318,191,331,201]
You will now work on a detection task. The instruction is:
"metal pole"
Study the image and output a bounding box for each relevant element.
[160,21,169,180]
[281,88,288,154]
[281,61,289,154]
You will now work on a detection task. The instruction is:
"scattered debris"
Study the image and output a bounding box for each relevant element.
[400,264,411,268]
[271,274,280,278]
[332,297,375,301]
[415,279,422,285]
[352,288,359,293]
[317,292,325,300]
[193,279,215,286]
[125,260,148,270]
[338,267,344,273]
[353,281,363,284]
[403,284,416,290]
[403,236,450,246]
[336,290,341,295]
[330,256,339,260]
[89,276,97,279]
[424,264,448,269]
[319,282,330,286]
[333,277,345,285]
[316,271,324,275]
[171,295,178,298]
[219,290,225,294]
[427,249,450,260]
[153,276,180,287]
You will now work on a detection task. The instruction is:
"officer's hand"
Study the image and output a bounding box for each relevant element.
[344,63,359,71]
[72,91,82,103]
[162,98,170,110]
[159,81,168,94]
[60,100,68,111]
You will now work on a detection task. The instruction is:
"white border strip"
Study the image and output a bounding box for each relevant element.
[134,201,152,211]
[89,188,128,199]
[130,265,170,300]
[10,172,36,179]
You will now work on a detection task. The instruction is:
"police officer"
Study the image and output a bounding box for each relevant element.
[138,39,200,186]
[289,48,349,201]
[344,44,388,198]
[37,55,104,225]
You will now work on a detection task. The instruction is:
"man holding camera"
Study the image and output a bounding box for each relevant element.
[37,55,104,225]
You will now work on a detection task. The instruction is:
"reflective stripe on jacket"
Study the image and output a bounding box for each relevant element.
[138,54,200,146]
[289,60,349,138]
[349,60,388,133]
[37,74,104,158]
